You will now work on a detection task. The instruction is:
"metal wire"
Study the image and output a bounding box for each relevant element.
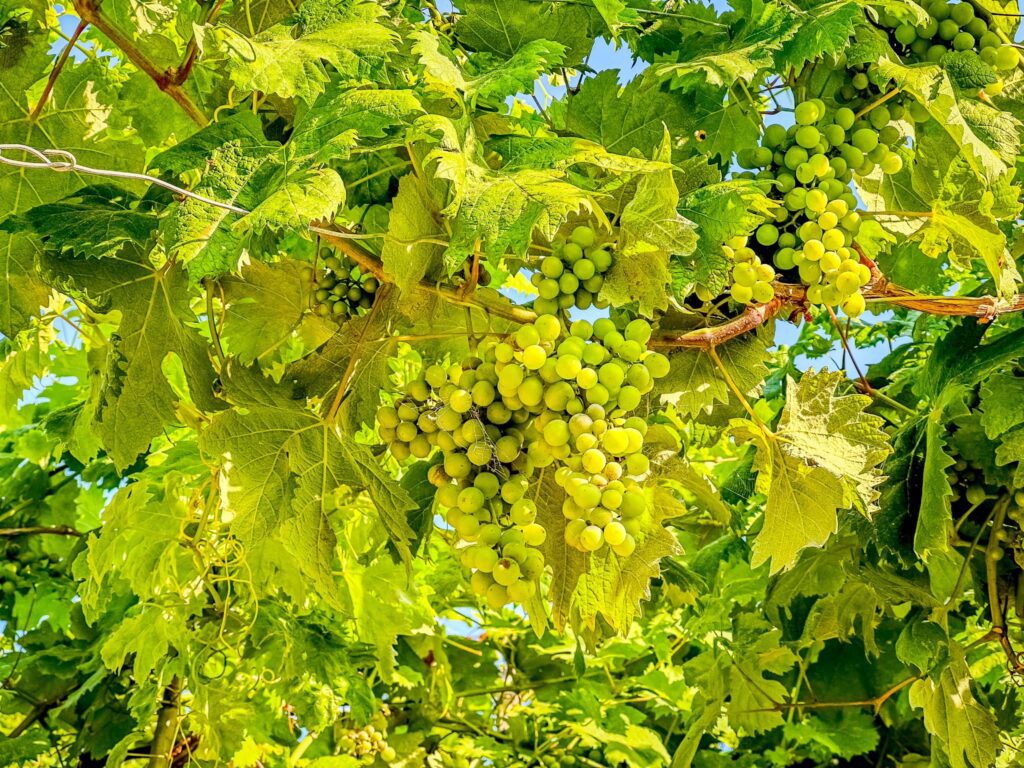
[0,142,387,245]
[0,142,249,215]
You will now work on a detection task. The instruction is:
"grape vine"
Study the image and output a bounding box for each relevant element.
[1,0,1024,766]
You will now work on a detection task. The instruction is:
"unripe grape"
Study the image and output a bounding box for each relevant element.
[486,583,509,608]
[522,523,546,546]
[612,535,636,557]
[579,525,604,551]
[571,225,597,248]
[603,521,628,546]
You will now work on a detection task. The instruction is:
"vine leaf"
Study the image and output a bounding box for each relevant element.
[235,167,345,234]
[452,0,600,65]
[607,133,696,316]
[220,259,329,365]
[290,87,424,163]
[655,0,800,90]
[380,175,447,300]
[775,0,860,69]
[78,480,190,617]
[909,643,1000,768]
[876,58,1012,182]
[0,185,160,260]
[39,251,218,471]
[200,365,416,595]
[658,326,772,418]
[564,70,690,157]
[536,465,680,634]
[214,14,397,103]
[741,370,890,573]
[159,134,281,282]
[675,167,777,297]
[0,44,147,336]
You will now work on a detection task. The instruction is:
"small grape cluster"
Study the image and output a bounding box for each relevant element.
[337,724,396,764]
[532,225,613,314]
[725,240,776,306]
[310,254,379,319]
[734,100,873,314]
[875,1,1020,80]
[378,311,671,606]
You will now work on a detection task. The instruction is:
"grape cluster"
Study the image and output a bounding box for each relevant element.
[532,225,613,314]
[876,1,1020,79]
[337,724,396,764]
[378,312,671,606]
[734,99,874,314]
[309,254,379,319]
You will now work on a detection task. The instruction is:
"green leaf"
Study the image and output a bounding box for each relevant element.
[220,259,326,365]
[1,185,160,260]
[774,369,891,516]
[101,602,194,678]
[380,175,447,300]
[876,58,1013,182]
[0,51,146,336]
[775,0,861,69]
[79,481,191,614]
[535,466,679,633]
[565,70,690,157]
[160,134,282,282]
[784,710,880,759]
[467,40,567,103]
[214,15,396,102]
[290,87,424,163]
[0,324,53,429]
[39,251,217,471]
[200,365,416,576]
[675,168,777,297]
[655,0,800,90]
[909,643,1000,768]
[742,370,890,573]
[658,326,772,418]
[606,133,696,316]
[234,167,346,234]
[443,165,594,271]
[452,0,600,65]
[979,371,1024,439]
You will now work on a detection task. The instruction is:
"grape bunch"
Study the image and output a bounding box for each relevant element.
[532,225,613,314]
[734,99,875,314]
[309,254,379,319]
[377,312,671,606]
[337,724,396,764]
[875,1,1020,78]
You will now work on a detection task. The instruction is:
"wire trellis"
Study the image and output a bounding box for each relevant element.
[0,142,351,242]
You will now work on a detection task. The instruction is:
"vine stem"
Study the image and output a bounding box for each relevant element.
[203,279,227,369]
[70,0,208,126]
[29,19,87,122]
[0,525,82,537]
[147,676,181,768]
[169,0,227,86]
[853,88,902,120]
[984,497,1024,672]
[707,345,766,430]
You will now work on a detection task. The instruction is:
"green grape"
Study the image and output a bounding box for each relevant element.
[996,45,1020,70]
[794,101,820,125]
[952,31,974,50]
[579,525,604,551]
[851,128,879,152]
[950,2,974,25]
